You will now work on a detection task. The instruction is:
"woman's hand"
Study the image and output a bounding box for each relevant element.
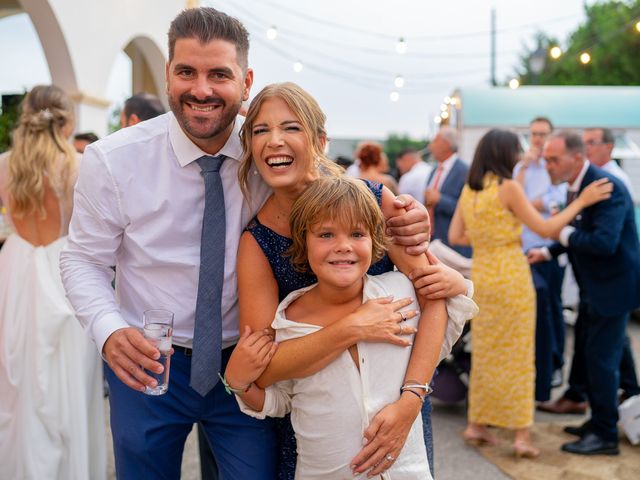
[345,297,418,346]
[224,326,278,388]
[386,194,431,255]
[410,250,467,299]
[350,393,423,477]
[577,178,612,207]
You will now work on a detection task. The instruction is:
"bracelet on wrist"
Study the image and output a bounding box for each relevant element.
[402,381,434,396]
[217,373,252,396]
[400,388,425,404]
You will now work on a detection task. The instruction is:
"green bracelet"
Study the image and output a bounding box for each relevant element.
[217,373,252,395]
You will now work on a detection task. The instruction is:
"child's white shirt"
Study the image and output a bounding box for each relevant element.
[236,272,478,479]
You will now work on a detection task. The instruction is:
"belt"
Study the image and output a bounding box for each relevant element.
[172,344,236,357]
[172,345,193,356]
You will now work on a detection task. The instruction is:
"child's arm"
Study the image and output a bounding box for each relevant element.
[225,326,293,419]
[224,326,276,411]
[351,189,451,476]
[408,250,469,299]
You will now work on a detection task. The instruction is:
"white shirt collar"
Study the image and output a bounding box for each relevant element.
[569,160,590,192]
[169,113,244,167]
[440,153,457,170]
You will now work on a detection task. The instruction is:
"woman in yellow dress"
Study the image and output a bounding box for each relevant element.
[449,129,611,457]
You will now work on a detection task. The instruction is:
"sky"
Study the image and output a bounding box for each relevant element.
[0,0,591,139]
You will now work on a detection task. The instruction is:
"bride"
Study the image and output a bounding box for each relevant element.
[0,85,106,479]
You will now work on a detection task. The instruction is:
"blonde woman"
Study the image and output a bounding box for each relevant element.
[225,82,476,478]
[0,85,106,479]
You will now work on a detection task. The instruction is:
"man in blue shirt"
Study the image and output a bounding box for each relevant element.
[514,117,567,404]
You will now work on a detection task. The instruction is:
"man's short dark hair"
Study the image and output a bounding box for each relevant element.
[530,116,554,131]
[552,130,584,154]
[586,127,615,145]
[335,155,354,169]
[73,132,99,143]
[397,147,417,158]
[168,7,249,71]
[123,93,166,122]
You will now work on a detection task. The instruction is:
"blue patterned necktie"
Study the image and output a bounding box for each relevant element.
[190,154,226,396]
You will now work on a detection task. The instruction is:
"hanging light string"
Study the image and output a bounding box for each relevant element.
[253,0,578,42]
[533,13,640,68]
[220,0,555,59]
[250,34,486,94]
[231,8,490,89]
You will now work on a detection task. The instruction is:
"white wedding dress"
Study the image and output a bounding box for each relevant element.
[0,152,106,479]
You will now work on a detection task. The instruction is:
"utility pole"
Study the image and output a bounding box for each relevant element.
[491,8,497,86]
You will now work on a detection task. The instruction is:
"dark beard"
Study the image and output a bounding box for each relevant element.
[169,93,242,140]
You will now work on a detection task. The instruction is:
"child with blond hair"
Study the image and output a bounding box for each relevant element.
[225,176,477,479]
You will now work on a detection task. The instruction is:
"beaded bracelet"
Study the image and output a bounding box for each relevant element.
[217,373,252,396]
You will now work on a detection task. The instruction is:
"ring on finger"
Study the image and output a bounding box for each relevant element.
[399,324,404,335]
[385,453,396,462]
[399,311,406,321]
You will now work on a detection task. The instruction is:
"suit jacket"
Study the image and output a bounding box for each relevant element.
[427,158,471,257]
[549,164,640,317]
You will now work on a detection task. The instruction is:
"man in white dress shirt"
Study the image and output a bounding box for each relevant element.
[397,148,432,203]
[60,7,432,479]
[60,8,280,479]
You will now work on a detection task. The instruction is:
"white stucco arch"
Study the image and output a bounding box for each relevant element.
[3,0,193,136]
[124,35,167,101]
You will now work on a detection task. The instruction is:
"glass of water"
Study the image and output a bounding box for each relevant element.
[143,309,174,395]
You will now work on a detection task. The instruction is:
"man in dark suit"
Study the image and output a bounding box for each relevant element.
[529,131,640,455]
[424,126,471,257]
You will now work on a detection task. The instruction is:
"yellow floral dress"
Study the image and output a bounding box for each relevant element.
[459,173,535,428]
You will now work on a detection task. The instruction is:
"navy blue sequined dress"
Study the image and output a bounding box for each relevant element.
[245,180,434,479]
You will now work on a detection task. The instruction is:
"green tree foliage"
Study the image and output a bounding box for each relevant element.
[516,0,640,85]
[384,133,428,168]
[0,93,25,153]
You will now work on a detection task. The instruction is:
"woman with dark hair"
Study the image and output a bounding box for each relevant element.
[449,128,611,457]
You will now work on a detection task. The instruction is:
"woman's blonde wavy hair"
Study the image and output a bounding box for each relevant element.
[238,82,343,203]
[8,85,77,218]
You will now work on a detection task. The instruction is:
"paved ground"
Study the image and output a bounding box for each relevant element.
[106,317,640,479]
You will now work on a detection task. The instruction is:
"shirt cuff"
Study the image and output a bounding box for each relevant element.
[559,226,576,247]
[540,247,552,261]
[93,312,131,359]
[464,279,474,298]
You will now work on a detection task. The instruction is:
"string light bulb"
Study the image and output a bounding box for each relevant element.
[509,78,520,89]
[549,46,562,59]
[266,25,278,40]
[580,52,591,64]
[293,61,303,73]
[440,104,448,112]
[396,37,407,54]
[394,75,405,88]
[390,91,400,102]
[434,116,442,125]
[636,20,640,33]
[440,111,450,120]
